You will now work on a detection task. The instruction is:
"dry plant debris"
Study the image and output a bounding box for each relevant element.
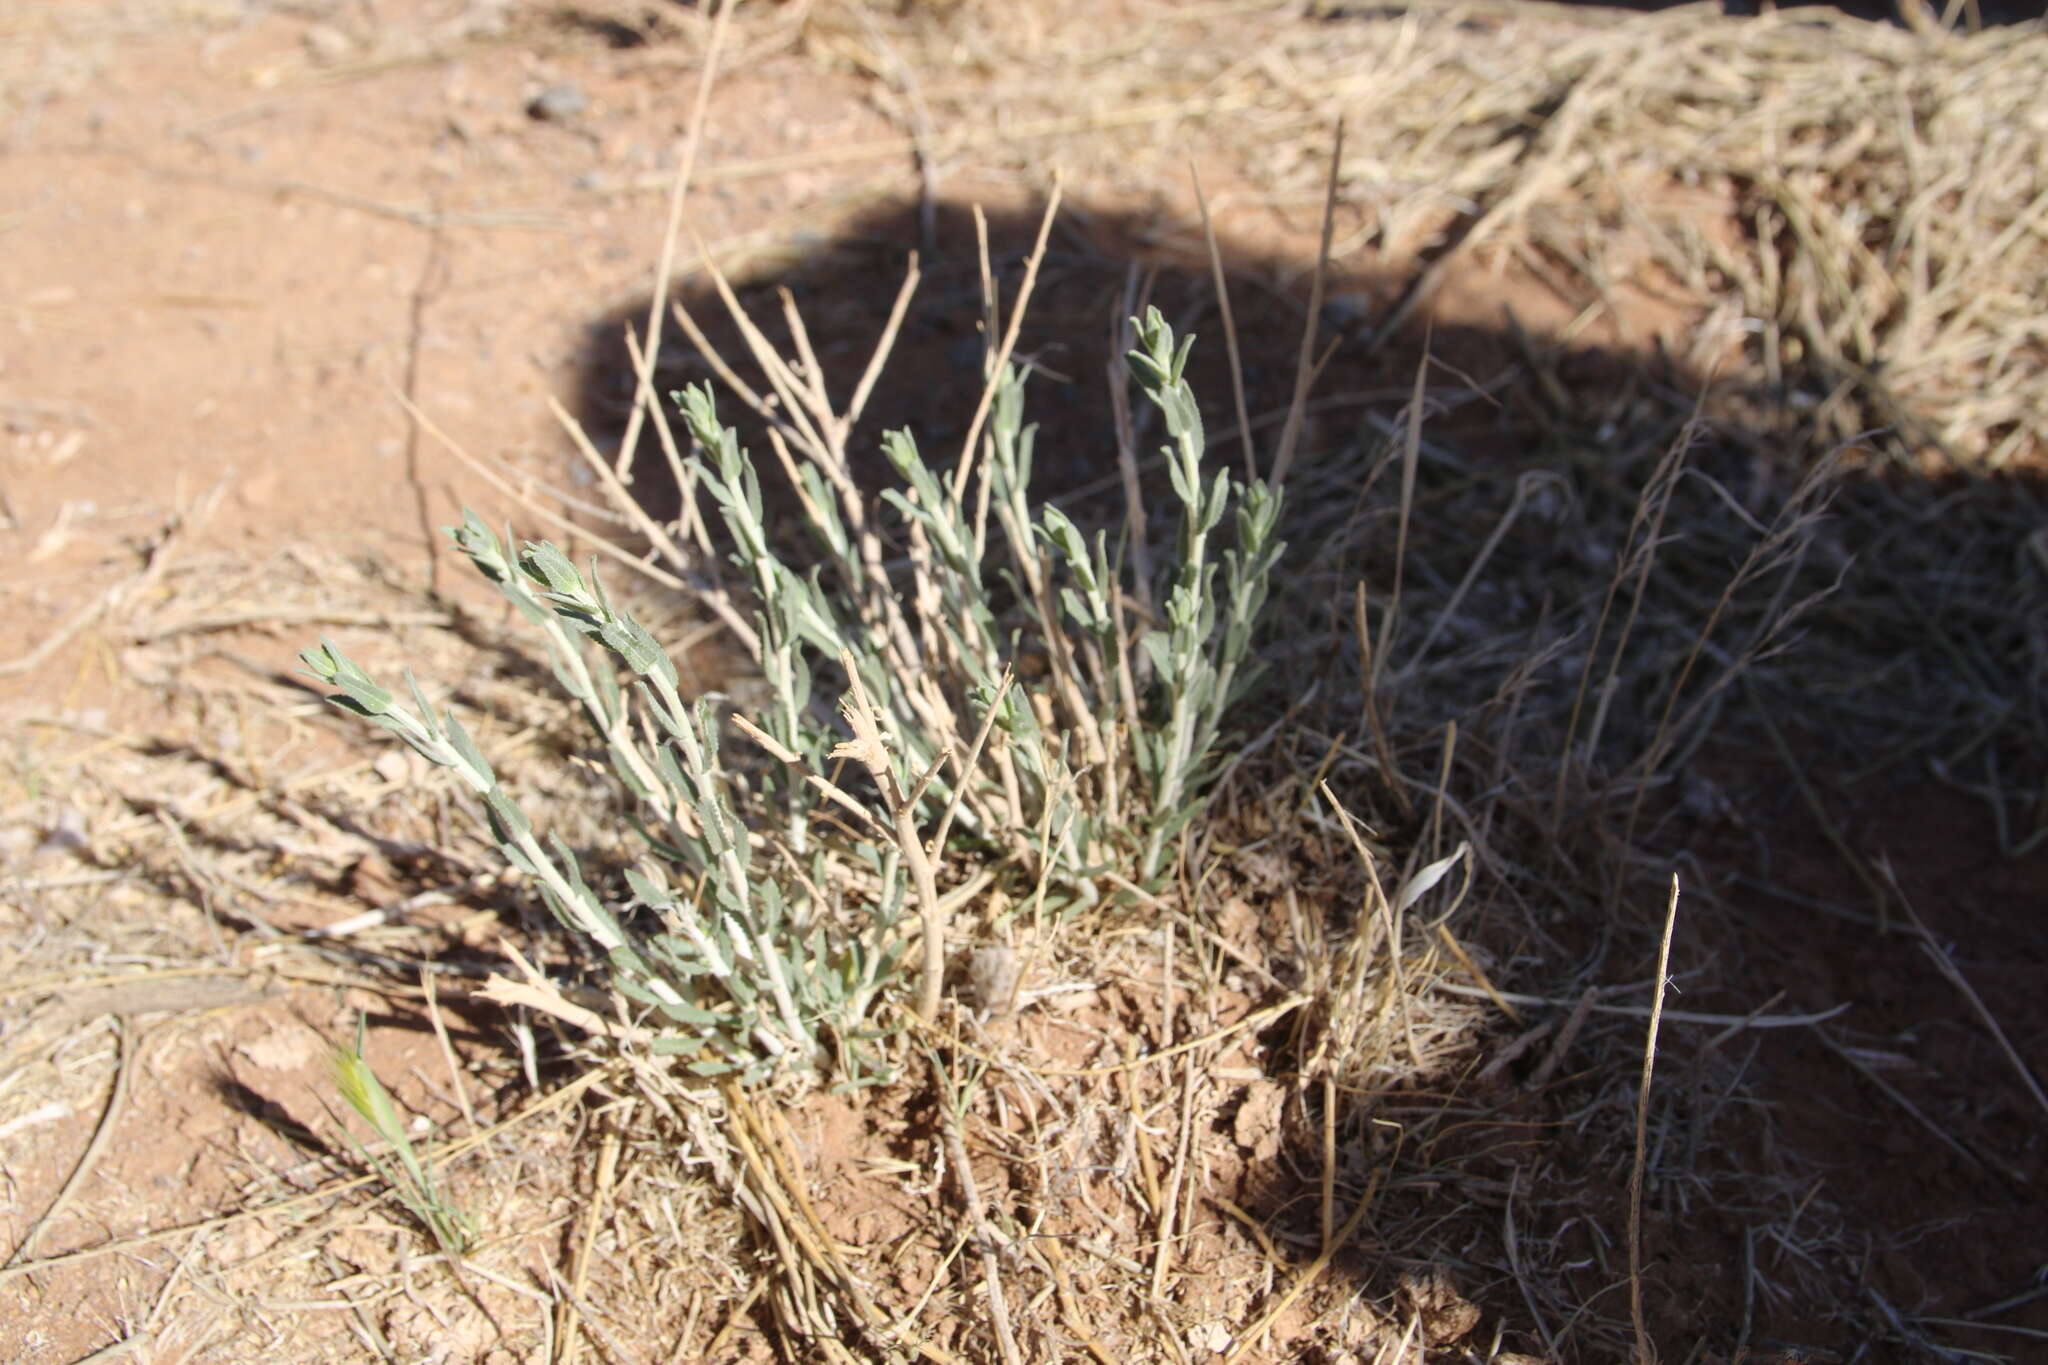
[788,1,2048,469]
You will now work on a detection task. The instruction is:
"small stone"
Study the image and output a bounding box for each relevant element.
[966,946,1021,1014]
[527,84,589,122]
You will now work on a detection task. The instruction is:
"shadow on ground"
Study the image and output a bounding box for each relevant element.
[559,187,2048,1360]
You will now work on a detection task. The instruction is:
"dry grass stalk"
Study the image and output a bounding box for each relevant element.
[1629,876,1681,1365]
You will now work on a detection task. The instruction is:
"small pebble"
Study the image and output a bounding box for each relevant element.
[527,84,589,122]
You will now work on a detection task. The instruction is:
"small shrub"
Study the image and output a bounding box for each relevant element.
[301,307,1281,1085]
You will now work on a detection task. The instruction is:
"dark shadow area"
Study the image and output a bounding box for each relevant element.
[571,199,1678,543]
[210,1073,340,1163]
[562,194,2048,1359]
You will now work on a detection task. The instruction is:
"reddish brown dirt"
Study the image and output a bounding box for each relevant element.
[1692,772,2048,1357]
[0,5,901,1358]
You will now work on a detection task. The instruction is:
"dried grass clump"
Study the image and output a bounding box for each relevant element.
[834,3,2046,469]
[1571,15,2048,468]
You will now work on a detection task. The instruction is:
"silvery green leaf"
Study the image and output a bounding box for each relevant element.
[1059,586,1096,632]
[673,384,718,445]
[296,643,338,684]
[307,639,395,715]
[881,428,921,480]
[992,364,1025,435]
[483,787,530,843]
[896,440,950,517]
[1126,308,1174,390]
[548,833,586,884]
[1165,444,1197,510]
[604,940,655,982]
[790,651,816,721]
[586,556,620,617]
[694,798,730,854]
[496,833,539,878]
[443,713,495,788]
[1130,719,1163,768]
[657,950,713,980]
[1202,468,1231,534]
[641,681,688,742]
[398,671,438,735]
[788,571,843,654]
[1038,504,1087,566]
[521,542,585,598]
[597,615,665,679]
[1126,342,1168,392]
[450,517,549,630]
[623,864,669,908]
[738,451,765,527]
[1241,479,1282,538]
[615,974,676,1012]
[654,997,726,1028]
[448,510,501,565]
[690,696,723,763]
